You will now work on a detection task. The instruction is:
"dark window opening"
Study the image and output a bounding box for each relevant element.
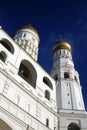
[0,51,7,62]
[68,102,70,104]
[18,63,29,79]
[64,72,69,78]
[1,41,11,52]
[0,119,12,130]
[68,123,80,130]
[18,60,37,88]
[43,78,49,86]
[46,119,49,127]
[43,77,53,89]
[45,90,50,100]
[67,93,69,96]
[0,39,14,54]
[54,74,58,81]
[74,76,78,82]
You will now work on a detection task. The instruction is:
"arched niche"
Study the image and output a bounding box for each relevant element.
[0,119,12,130]
[0,39,14,54]
[68,123,80,130]
[0,51,7,62]
[43,77,53,90]
[54,74,58,81]
[45,90,50,100]
[18,59,37,88]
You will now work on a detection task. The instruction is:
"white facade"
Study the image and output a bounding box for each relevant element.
[51,48,85,110]
[0,25,87,130]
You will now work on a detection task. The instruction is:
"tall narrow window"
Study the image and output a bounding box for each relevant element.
[45,90,50,100]
[46,118,49,127]
[74,76,78,82]
[54,74,58,81]
[0,51,7,62]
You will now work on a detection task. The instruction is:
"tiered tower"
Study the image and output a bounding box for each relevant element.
[51,38,87,130]
[51,38,85,111]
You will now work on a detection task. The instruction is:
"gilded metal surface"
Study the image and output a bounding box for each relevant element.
[53,40,71,53]
[13,24,39,38]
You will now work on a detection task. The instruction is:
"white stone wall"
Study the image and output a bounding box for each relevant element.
[58,111,87,130]
[0,26,87,130]
[0,94,53,130]
[0,27,58,130]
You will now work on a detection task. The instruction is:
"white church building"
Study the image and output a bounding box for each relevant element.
[0,24,87,130]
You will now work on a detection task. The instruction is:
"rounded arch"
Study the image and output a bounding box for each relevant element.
[43,77,53,89]
[68,123,80,130]
[0,51,7,62]
[0,119,12,130]
[18,59,37,88]
[54,74,58,81]
[45,90,50,100]
[0,39,14,54]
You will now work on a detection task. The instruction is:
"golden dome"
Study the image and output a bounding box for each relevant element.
[53,39,71,54]
[13,24,39,38]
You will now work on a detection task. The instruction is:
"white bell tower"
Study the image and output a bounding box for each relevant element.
[51,38,85,111]
[13,24,40,61]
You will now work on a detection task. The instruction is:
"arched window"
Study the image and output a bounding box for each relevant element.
[46,118,49,127]
[0,51,7,62]
[18,60,37,88]
[64,72,69,78]
[54,74,58,81]
[74,76,78,82]
[68,123,80,130]
[45,90,50,100]
[43,77,53,89]
[0,39,14,54]
[0,119,12,130]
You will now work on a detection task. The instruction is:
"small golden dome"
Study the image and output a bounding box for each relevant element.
[53,39,71,54]
[13,24,39,38]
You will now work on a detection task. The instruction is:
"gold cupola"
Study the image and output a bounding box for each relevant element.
[52,38,71,54]
[13,24,39,37]
[13,24,40,42]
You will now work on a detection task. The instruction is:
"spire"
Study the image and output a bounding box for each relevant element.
[59,35,63,40]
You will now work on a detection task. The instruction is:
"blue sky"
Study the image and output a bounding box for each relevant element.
[0,0,87,110]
